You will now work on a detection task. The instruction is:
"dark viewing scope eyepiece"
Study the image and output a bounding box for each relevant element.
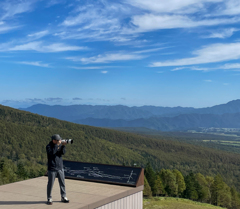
[61,139,73,144]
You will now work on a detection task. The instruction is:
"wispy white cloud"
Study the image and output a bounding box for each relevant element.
[219,63,240,69]
[215,0,240,16]
[46,0,66,8]
[18,61,51,68]
[101,71,108,74]
[171,66,213,71]
[0,0,37,20]
[69,66,116,70]
[0,41,86,52]
[150,42,240,67]
[171,67,186,71]
[203,28,239,39]
[0,24,19,33]
[127,0,223,14]
[204,79,213,82]
[171,63,240,72]
[134,47,168,54]
[54,0,240,44]
[190,67,213,71]
[27,30,49,40]
[129,14,240,33]
[57,1,135,42]
[66,53,145,64]
[0,1,39,35]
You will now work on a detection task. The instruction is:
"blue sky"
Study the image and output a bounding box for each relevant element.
[1,0,240,108]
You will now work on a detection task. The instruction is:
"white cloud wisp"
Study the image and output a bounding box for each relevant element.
[18,61,51,68]
[0,41,86,52]
[67,53,145,64]
[150,42,240,67]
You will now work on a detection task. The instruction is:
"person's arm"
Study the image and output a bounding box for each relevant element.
[46,144,58,156]
[59,145,66,155]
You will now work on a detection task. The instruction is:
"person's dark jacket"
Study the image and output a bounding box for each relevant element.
[46,141,66,171]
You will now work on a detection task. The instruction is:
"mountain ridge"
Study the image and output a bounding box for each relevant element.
[19,99,240,131]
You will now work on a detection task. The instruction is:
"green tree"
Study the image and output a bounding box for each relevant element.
[205,176,214,204]
[17,162,28,180]
[143,176,152,197]
[29,169,36,178]
[231,187,240,209]
[160,169,177,196]
[211,174,231,208]
[184,172,202,201]
[155,175,165,196]
[0,158,17,185]
[195,173,210,202]
[38,167,47,176]
[145,163,156,194]
[173,169,186,197]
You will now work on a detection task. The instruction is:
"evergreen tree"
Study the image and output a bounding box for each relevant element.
[29,169,36,178]
[145,163,156,194]
[17,162,28,180]
[155,175,165,196]
[0,158,17,185]
[231,187,240,209]
[38,167,47,176]
[143,176,152,197]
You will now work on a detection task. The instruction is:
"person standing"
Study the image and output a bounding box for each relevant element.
[46,134,70,205]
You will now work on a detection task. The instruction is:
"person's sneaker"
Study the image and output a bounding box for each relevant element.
[61,197,69,203]
[47,198,53,205]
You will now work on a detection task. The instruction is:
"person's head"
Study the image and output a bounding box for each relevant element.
[51,134,62,144]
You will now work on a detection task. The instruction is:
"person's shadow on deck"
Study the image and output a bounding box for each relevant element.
[0,201,47,205]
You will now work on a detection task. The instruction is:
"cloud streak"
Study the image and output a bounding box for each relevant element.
[69,66,116,70]
[67,53,145,64]
[0,41,86,52]
[129,14,240,33]
[203,28,239,39]
[150,42,240,67]
[18,61,51,68]
[127,0,223,14]
[27,30,49,40]
[1,0,36,20]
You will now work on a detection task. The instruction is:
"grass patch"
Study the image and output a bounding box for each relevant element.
[143,197,225,209]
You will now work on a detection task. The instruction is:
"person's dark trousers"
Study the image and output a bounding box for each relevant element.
[47,169,66,199]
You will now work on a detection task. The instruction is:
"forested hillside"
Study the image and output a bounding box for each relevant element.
[1,104,240,192]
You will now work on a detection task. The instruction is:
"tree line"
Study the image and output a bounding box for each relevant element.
[144,163,240,209]
[0,157,46,185]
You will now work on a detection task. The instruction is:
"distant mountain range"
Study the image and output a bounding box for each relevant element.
[20,99,240,131]
[75,113,240,131]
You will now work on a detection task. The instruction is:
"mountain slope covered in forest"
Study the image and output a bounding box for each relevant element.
[1,104,240,190]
